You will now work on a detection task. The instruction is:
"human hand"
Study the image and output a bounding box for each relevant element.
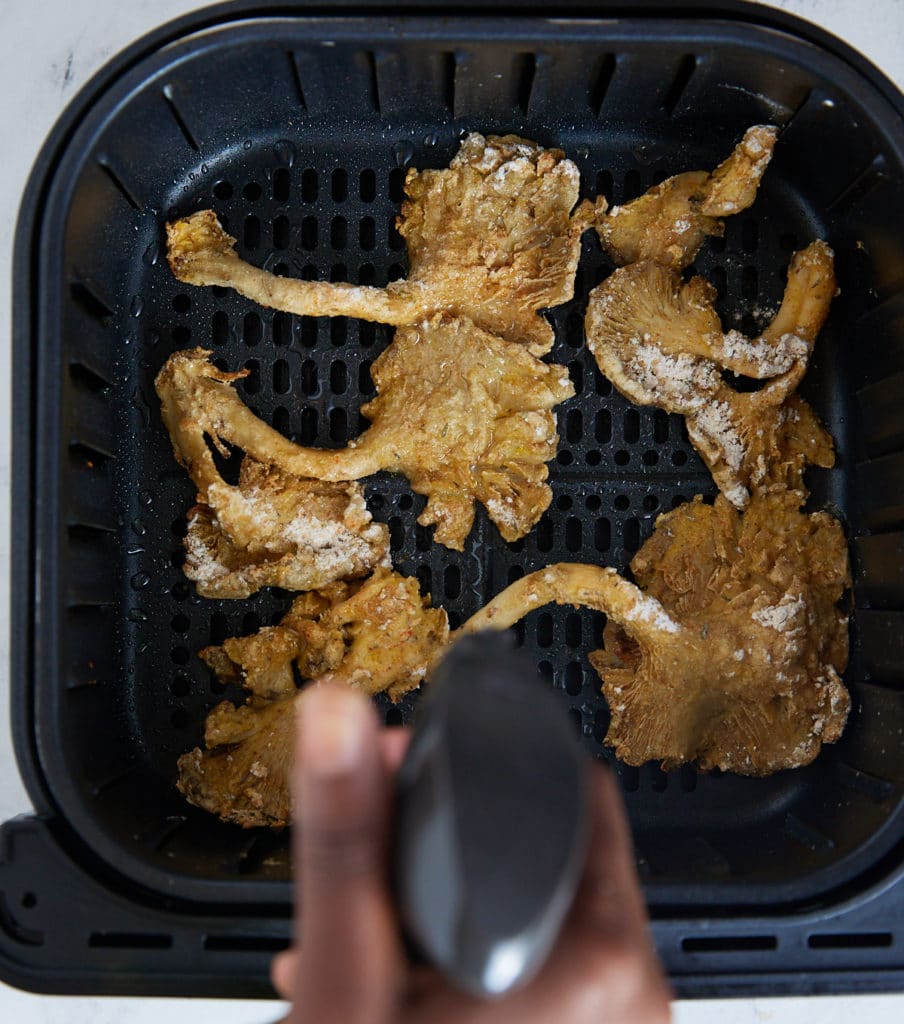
[272,683,671,1023]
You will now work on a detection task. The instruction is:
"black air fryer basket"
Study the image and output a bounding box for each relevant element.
[5,0,904,998]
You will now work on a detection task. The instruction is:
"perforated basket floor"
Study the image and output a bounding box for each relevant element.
[6,1,904,999]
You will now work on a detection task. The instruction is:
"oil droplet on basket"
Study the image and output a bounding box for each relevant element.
[129,295,144,318]
[423,131,438,147]
[131,519,146,536]
[140,491,154,506]
[128,607,148,623]
[274,139,297,166]
[201,163,210,174]
[142,241,160,266]
[632,142,656,165]
[243,139,253,150]
[393,141,414,167]
[189,172,196,180]
[131,571,151,590]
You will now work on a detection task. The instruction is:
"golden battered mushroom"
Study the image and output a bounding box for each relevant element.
[457,563,681,644]
[461,486,850,776]
[167,134,595,355]
[584,241,836,506]
[177,697,296,828]
[593,490,850,774]
[200,569,449,704]
[177,570,449,826]
[201,624,301,702]
[591,125,778,269]
[156,325,574,551]
[184,461,390,599]
[156,355,389,598]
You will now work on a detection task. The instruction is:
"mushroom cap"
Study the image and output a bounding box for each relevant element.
[183,460,389,600]
[596,125,779,270]
[177,696,296,828]
[593,491,850,774]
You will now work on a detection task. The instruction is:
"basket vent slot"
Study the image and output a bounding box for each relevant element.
[69,362,111,392]
[682,935,777,953]
[288,50,306,107]
[97,159,142,212]
[70,281,114,324]
[783,814,835,853]
[204,934,290,953]
[516,52,537,114]
[837,762,896,803]
[90,932,172,950]
[89,767,137,798]
[663,54,698,115]
[69,441,113,466]
[441,51,456,112]
[807,933,892,949]
[162,84,199,151]
[367,50,382,113]
[827,154,888,215]
[590,53,616,113]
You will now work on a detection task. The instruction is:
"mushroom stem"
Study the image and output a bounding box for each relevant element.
[167,211,426,324]
[155,348,387,486]
[455,562,681,645]
[698,125,780,216]
[758,240,836,350]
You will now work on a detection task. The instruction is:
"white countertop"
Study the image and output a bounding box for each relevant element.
[1,0,902,1020]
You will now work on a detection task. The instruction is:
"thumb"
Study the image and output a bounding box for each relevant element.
[288,683,401,1024]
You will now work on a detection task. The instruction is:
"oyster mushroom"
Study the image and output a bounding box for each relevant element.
[183,461,389,600]
[177,571,449,827]
[593,490,850,774]
[592,125,778,269]
[584,241,836,506]
[182,562,689,829]
[156,325,574,551]
[167,133,595,355]
[176,697,296,829]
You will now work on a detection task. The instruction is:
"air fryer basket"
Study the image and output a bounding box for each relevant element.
[5,0,904,998]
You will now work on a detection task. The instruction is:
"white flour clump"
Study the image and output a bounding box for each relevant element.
[627,340,719,411]
[486,496,519,529]
[490,156,533,189]
[284,510,382,577]
[184,514,229,584]
[692,400,746,471]
[752,592,807,634]
[721,329,806,376]
[624,593,681,634]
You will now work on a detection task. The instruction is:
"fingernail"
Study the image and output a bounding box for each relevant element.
[299,684,370,777]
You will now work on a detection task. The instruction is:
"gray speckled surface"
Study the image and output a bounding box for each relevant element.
[1,1,902,1019]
